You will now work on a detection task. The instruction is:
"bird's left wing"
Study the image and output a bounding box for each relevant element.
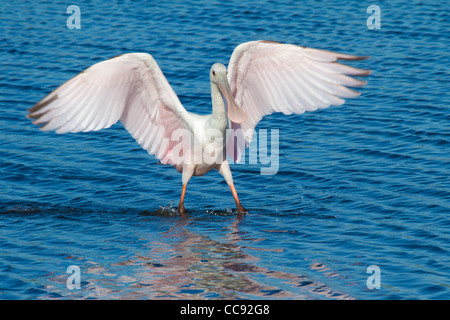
[28,53,191,165]
[226,40,371,162]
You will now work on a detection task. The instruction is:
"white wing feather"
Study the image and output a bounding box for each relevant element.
[226,40,371,162]
[28,53,191,165]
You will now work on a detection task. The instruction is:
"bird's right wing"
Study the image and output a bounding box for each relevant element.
[226,40,371,162]
[28,53,191,165]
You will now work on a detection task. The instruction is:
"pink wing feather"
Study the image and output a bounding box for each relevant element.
[226,40,371,162]
[28,53,190,166]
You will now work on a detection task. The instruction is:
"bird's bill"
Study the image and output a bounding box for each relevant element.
[218,78,247,124]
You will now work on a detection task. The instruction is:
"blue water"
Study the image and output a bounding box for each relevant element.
[1,0,449,300]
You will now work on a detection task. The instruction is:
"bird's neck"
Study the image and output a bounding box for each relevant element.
[210,81,227,125]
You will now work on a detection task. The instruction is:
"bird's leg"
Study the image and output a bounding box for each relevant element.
[228,181,246,213]
[217,160,247,214]
[178,184,187,215]
[178,165,194,215]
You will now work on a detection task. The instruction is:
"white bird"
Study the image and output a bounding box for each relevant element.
[28,40,370,215]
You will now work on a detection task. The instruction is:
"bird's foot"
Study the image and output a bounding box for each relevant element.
[178,205,187,216]
[236,203,247,214]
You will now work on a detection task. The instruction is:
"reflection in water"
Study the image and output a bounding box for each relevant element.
[44,210,353,299]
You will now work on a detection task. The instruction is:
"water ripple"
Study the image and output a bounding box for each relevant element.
[1,0,450,300]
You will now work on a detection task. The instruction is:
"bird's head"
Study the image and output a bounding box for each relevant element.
[210,63,247,124]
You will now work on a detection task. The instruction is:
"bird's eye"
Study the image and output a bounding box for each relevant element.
[212,70,216,76]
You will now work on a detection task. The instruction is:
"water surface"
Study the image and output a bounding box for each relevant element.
[0,0,449,299]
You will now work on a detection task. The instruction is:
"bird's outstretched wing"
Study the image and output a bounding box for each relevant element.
[28,53,191,165]
[226,40,371,162]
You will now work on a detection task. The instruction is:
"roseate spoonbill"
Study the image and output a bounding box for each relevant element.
[27,40,370,214]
